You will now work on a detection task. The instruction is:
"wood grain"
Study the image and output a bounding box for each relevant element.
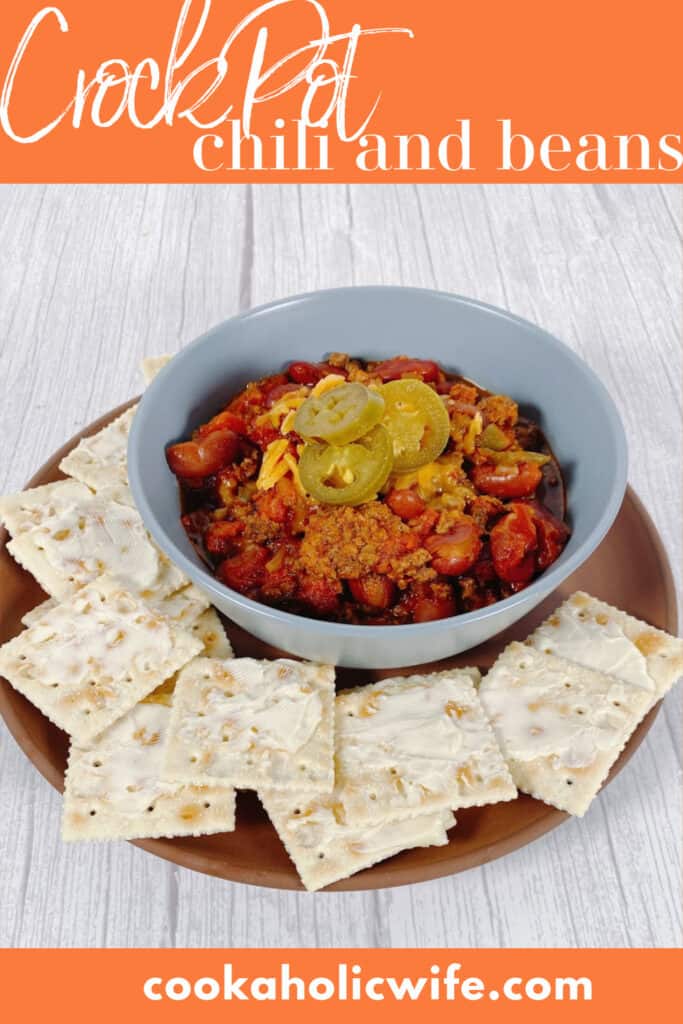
[0,184,680,949]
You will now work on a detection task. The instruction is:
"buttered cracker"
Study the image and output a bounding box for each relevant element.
[334,669,516,824]
[189,608,233,659]
[260,788,454,891]
[479,642,652,816]
[62,701,235,841]
[0,479,92,537]
[150,583,210,626]
[22,581,211,632]
[0,578,202,742]
[59,404,137,493]
[164,657,335,794]
[529,591,683,702]
[21,598,57,628]
[141,355,172,385]
[6,490,186,601]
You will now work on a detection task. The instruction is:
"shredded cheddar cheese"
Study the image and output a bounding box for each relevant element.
[462,411,483,455]
[267,391,306,428]
[283,453,306,495]
[310,374,346,397]
[256,439,290,491]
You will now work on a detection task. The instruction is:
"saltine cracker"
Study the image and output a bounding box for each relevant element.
[261,788,453,891]
[479,643,651,816]
[335,669,516,823]
[164,657,335,794]
[529,591,683,702]
[62,701,235,841]
[0,578,202,742]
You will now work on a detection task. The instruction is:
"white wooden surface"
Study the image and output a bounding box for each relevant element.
[0,184,680,949]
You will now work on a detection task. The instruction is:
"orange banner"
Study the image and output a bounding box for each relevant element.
[2,948,682,1020]
[0,0,681,182]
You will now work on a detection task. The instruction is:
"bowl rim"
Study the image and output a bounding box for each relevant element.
[128,284,628,637]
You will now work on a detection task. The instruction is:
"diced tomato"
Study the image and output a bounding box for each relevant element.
[218,545,270,593]
[489,503,538,584]
[386,488,426,520]
[265,382,301,408]
[181,509,213,547]
[204,520,245,556]
[471,461,543,499]
[348,575,396,611]
[472,544,497,584]
[527,501,570,570]
[425,519,483,576]
[408,583,457,622]
[409,507,440,538]
[287,361,326,385]
[259,373,289,392]
[247,420,280,450]
[297,575,341,615]
[166,430,239,480]
[372,357,441,383]
[255,476,302,527]
[196,410,247,438]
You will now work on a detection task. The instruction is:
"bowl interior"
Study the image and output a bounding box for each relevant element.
[129,287,627,625]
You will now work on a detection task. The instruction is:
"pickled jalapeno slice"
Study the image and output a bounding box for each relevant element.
[298,424,393,505]
[294,381,385,445]
[381,379,450,471]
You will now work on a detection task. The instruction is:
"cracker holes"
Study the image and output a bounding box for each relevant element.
[147,805,155,813]
[89,810,97,816]
[203,802,211,809]
[92,760,102,768]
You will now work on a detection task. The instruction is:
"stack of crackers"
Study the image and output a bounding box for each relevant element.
[0,357,681,891]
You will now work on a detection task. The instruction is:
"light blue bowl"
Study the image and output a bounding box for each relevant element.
[128,286,627,668]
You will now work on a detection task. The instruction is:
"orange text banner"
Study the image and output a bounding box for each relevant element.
[1,948,682,1021]
[0,0,681,182]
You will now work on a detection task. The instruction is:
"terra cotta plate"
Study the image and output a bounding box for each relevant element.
[0,401,677,891]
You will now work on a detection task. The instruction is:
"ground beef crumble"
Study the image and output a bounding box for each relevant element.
[299,503,435,588]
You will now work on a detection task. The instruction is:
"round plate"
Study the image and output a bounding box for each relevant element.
[0,403,676,891]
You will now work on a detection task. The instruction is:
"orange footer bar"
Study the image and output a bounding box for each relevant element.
[2,949,682,1021]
